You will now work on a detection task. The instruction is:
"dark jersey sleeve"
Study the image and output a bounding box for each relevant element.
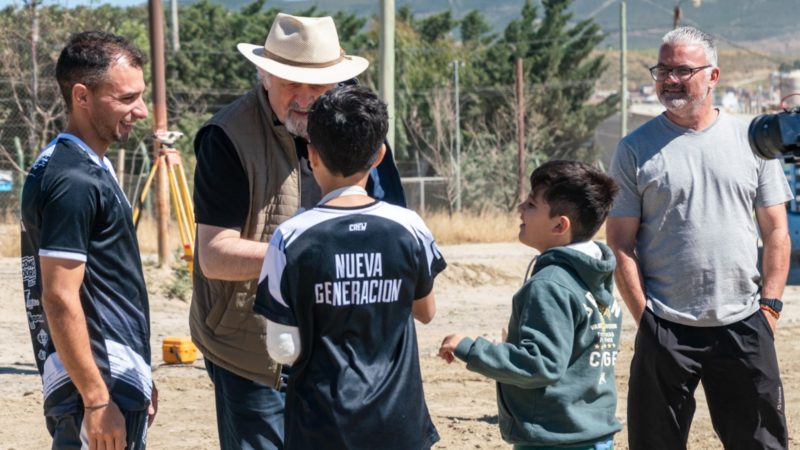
[193,125,250,229]
[413,222,447,300]
[254,228,297,327]
[39,169,98,261]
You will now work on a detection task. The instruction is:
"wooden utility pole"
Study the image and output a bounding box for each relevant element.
[620,0,628,138]
[116,149,126,189]
[379,0,395,150]
[148,0,171,266]
[29,0,39,153]
[515,58,525,204]
[170,0,180,53]
[674,0,701,29]
[673,5,682,28]
[452,60,462,212]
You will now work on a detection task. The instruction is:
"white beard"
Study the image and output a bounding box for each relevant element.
[660,95,689,112]
[285,114,308,140]
[659,87,709,115]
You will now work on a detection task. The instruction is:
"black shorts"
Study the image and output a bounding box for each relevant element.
[46,407,148,450]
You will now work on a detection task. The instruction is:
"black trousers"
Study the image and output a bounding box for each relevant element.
[628,309,787,450]
[46,407,148,450]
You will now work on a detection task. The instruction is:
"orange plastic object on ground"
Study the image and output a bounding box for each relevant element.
[162,336,198,364]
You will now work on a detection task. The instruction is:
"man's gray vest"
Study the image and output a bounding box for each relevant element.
[190,85,300,387]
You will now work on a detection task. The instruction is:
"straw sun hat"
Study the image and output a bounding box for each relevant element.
[237,13,369,85]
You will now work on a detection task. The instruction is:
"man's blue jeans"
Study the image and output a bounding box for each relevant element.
[205,359,285,450]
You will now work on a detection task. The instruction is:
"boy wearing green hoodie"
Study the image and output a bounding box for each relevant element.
[439,160,621,450]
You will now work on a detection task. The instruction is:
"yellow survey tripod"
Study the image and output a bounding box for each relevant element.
[132,131,195,270]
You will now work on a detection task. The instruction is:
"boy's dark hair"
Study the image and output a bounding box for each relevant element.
[56,31,146,112]
[530,160,619,242]
[307,85,388,177]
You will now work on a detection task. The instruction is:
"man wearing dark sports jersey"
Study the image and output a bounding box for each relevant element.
[190,13,406,449]
[20,31,156,450]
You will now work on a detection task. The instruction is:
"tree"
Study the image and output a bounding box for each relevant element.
[0,3,151,171]
[0,3,63,172]
[474,0,619,162]
[388,7,459,168]
[459,10,492,45]
[402,87,461,211]
[778,60,800,72]
[0,0,618,215]
[461,102,549,211]
[417,11,456,43]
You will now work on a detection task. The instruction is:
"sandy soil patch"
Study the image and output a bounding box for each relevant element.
[0,244,797,449]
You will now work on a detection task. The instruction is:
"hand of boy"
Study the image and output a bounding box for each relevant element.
[501,327,508,342]
[438,334,465,364]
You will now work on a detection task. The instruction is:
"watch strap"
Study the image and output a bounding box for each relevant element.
[759,297,783,313]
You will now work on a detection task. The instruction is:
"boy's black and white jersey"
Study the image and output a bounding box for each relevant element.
[255,200,446,450]
[20,135,151,417]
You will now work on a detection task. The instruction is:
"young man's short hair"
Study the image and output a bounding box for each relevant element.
[530,160,619,242]
[56,31,146,112]
[307,85,388,177]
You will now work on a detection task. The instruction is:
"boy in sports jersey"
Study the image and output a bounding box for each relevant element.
[439,161,622,450]
[20,31,155,449]
[253,84,445,450]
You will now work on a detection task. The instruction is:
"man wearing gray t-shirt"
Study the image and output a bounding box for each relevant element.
[608,27,790,450]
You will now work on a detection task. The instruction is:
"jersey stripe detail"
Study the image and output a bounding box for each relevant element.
[41,340,153,402]
[39,249,88,262]
[281,202,429,251]
[41,353,73,399]
[264,230,289,309]
[106,340,153,399]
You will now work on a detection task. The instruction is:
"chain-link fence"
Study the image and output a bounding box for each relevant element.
[0,69,159,222]
[0,38,61,221]
[0,31,627,227]
[0,46,461,222]
[401,177,450,213]
[0,46,181,223]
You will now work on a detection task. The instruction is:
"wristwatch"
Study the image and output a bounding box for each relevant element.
[759,298,783,313]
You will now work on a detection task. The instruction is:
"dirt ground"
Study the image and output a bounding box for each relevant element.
[1,243,798,449]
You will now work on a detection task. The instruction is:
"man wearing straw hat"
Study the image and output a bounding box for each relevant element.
[190,13,406,449]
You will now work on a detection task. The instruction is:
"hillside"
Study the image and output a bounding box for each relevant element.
[209,0,797,52]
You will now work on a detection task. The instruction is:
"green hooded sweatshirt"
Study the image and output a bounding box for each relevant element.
[455,241,622,447]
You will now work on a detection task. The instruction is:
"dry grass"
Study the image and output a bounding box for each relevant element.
[0,223,20,257]
[0,216,181,259]
[136,215,187,256]
[423,210,607,246]
[0,213,608,258]
[423,210,520,245]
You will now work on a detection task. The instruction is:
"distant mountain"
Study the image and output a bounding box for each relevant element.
[201,0,797,51]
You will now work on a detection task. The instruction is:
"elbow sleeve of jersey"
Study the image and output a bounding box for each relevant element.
[266,319,301,365]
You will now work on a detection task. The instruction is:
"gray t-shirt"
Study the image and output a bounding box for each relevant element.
[609,111,792,326]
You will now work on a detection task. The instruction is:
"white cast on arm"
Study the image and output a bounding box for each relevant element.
[266,319,301,365]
